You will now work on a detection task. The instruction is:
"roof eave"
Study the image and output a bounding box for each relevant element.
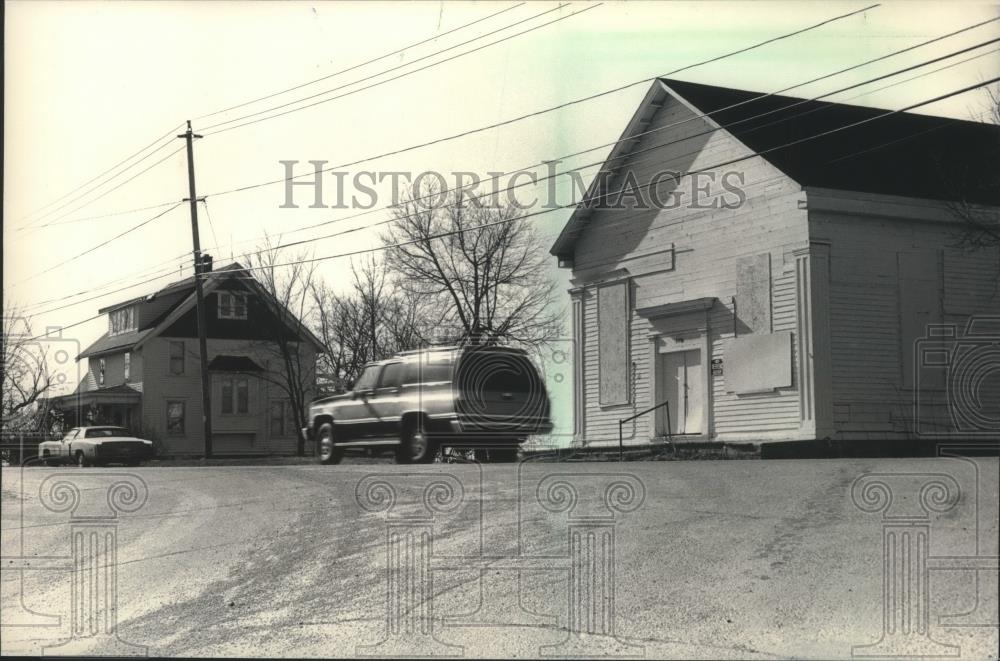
[549,79,672,259]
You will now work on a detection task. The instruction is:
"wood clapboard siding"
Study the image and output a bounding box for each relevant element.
[141,336,314,455]
[571,94,810,444]
[811,207,1000,438]
[712,266,801,437]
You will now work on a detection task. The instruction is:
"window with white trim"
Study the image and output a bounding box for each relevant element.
[124,352,131,382]
[166,401,185,435]
[218,292,248,320]
[98,358,106,386]
[169,341,185,375]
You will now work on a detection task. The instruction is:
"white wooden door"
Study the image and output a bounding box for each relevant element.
[657,350,704,435]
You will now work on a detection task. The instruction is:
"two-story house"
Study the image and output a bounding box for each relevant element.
[551,78,999,448]
[46,260,324,456]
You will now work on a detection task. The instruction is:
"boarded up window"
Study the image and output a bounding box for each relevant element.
[725,331,793,394]
[898,251,942,388]
[943,247,1000,315]
[598,282,629,406]
[736,253,772,334]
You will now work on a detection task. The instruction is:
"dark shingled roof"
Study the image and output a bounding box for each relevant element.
[659,78,1000,206]
[78,328,154,359]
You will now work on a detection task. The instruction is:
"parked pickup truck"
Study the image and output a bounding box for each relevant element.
[39,426,154,467]
[304,345,553,464]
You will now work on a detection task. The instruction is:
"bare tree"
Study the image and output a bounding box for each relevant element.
[382,186,562,347]
[311,255,425,391]
[2,307,54,431]
[949,85,1000,253]
[242,238,320,456]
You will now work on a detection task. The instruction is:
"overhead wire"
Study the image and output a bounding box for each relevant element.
[194,2,527,121]
[24,75,996,341]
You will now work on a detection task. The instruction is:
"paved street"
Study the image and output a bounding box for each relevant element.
[2,457,997,659]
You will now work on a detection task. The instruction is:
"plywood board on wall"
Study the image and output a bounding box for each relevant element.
[724,331,792,394]
[737,253,772,334]
[598,282,629,406]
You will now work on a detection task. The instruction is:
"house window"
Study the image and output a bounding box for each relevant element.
[220,377,250,415]
[169,341,185,375]
[98,358,106,386]
[124,352,131,382]
[236,378,249,413]
[166,401,185,435]
[269,400,294,437]
[218,292,248,320]
[108,307,136,336]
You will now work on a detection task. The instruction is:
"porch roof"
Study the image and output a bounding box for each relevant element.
[46,384,141,409]
[636,297,717,319]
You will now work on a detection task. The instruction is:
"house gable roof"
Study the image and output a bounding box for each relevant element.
[551,78,1000,258]
[78,262,324,359]
[132,262,325,353]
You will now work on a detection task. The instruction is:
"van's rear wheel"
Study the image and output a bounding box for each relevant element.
[396,423,437,464]
[317,423,344,465]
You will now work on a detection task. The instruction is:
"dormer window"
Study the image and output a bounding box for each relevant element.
[218,292,248,320]
[108,306,136,336]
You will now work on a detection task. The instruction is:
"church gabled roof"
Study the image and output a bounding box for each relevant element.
[551,78,1000,259]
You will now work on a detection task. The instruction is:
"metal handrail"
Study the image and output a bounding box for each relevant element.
[618,400,672,461]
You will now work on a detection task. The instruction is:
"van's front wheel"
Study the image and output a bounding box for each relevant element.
[317,423,345,465]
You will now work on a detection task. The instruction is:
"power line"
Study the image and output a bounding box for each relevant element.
[19,145,187,233]
[26,262,192,319]
[16,122,185,225]
[16,138,181,232]
[27,77,995,343]
[15,4,534,233]
[23,2,880,234]
[22,200,184,231]
[198,35,998,261]
[23,47,994,318]
[22,258,191,313]
[195,2,527,121]
[199,3,879,199]
[200,77,1000,280]
[16,203,184,284]
[201,199,221,254]
[200,2,596,135]
[11,2,960,310]
[19,24,988,313]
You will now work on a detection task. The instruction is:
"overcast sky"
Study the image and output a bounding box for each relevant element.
[5,1,999,385]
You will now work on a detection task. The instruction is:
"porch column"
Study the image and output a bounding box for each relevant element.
[570,288,586,446]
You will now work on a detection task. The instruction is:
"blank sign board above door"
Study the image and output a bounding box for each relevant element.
[724,331,793,394]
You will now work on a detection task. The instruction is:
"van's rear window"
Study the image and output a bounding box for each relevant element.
[407,355,454,383]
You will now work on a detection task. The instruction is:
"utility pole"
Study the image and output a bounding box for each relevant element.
[178,120,213,458]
